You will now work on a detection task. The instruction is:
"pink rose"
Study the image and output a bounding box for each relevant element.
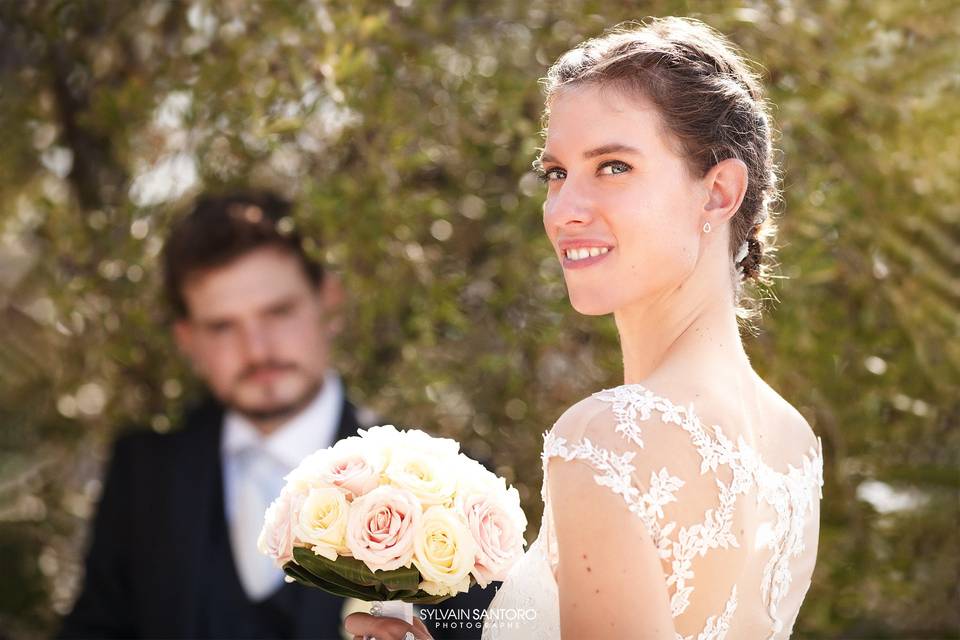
[258,489,305,567]
[460,491,527,587]
[346,485,421,571]
[322,451,380,499]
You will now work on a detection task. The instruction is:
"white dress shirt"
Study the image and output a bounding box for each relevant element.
[221,370,344,600]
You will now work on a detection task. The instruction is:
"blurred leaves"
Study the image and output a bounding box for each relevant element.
[0,0,957,638]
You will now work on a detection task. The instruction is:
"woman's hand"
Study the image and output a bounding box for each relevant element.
[343,611,434,640]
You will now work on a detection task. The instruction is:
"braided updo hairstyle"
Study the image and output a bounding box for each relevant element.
[543,17,779,318]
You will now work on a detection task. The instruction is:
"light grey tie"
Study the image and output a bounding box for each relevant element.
[232,445,286,601]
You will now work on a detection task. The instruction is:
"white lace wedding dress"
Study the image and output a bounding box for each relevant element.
[482,384,824,640]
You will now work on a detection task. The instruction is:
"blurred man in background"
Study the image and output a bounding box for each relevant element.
[60,192,492,639]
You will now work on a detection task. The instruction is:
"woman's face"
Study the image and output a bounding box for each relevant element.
[540,84,708,316]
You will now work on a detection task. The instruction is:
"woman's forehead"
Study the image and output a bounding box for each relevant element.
[544,85,667,155]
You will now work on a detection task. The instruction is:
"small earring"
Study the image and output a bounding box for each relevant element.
[702,222,711,233]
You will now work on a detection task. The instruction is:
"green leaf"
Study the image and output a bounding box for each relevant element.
[287,552,383,601]
[287,548,466,603]
[372,565,421,592]
[283,562,324,589]
[317,553,383,587]
[292,548,421,593]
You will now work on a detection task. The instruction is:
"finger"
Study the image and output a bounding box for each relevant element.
[344,612,421,640]
[412,617,434,639]
[343,613,377,640]
[344,613,377,636]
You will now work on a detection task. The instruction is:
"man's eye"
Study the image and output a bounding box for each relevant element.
[598,161,631,176]
[269,304,294,317]
[538,167,566,182]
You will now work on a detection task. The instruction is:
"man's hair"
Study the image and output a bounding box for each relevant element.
[162,191,324,319]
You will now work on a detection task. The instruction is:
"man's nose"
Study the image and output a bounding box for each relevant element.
[240,321,271,362]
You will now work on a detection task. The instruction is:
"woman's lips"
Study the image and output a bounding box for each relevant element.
[561,247,613,270]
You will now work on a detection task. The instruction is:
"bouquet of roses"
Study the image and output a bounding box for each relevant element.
[258,425,527,606]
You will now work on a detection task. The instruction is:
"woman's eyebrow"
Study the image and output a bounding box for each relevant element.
[583,143,643,159]
[539,143,643,166]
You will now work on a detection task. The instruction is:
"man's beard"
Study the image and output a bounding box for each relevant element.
[226,363,324,423]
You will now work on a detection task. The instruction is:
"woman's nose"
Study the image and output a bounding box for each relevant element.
[543,179,595,228]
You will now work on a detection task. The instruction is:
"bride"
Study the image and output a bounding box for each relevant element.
[347,17,823,640]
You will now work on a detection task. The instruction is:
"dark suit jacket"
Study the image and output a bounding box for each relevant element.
[60,396,495,639]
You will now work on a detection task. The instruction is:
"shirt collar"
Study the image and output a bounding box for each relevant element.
[221,370,344,471]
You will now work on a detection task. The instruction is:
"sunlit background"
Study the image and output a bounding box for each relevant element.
[1,1,957,638]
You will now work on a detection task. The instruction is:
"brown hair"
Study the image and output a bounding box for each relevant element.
[162,191,323,319]
[543,17,779,316]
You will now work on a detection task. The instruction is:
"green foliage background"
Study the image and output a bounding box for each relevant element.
[1,1,957,638]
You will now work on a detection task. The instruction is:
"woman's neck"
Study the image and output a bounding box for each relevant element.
[615,279,750,386]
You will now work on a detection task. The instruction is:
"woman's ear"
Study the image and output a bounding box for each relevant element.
[703,158,749,225]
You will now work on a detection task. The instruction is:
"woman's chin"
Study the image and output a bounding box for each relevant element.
[568,294,614,316]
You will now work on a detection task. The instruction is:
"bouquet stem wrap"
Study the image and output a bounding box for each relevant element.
[363,600,414,640]
[371,599,413,623]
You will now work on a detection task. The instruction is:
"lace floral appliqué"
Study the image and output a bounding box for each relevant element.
[482,384,823,640]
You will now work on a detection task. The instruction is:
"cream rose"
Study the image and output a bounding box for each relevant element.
[294,486,351,561]
[346,485,421,571]
[284,449,330,493]
[413,506,477,596]
[458,488,527,587]
[385,448,456,507]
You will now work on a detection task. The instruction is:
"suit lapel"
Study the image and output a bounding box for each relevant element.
[166,401,225,635]
[334,398,364,442]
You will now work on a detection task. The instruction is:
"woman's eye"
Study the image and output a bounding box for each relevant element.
[538,167,566,182]
[598,161,631,176]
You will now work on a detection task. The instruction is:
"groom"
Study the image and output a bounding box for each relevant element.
[60,192,492,639]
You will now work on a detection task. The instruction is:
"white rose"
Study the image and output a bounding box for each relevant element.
[413,506,477,597]
[356,424,403,457]
[358,425,460,470]
[399,428,460,459]
[453,454,506,496]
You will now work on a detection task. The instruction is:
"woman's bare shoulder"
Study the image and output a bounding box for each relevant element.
[755,377,820,456]
[643,369,819,458]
